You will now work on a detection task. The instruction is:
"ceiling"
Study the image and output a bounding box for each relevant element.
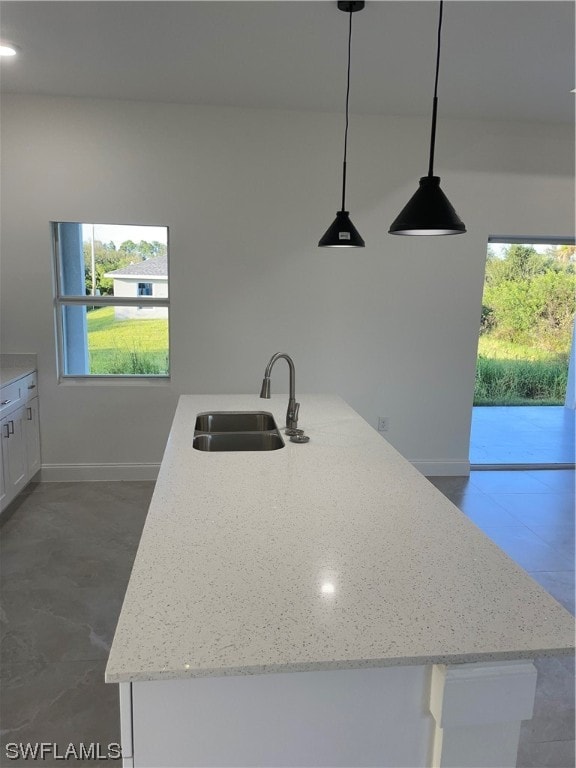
[1,1,574,124]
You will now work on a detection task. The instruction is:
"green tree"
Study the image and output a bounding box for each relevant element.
[95,264,115,296]
[485,245,551,286]
[81,237,166,293]
[152,241,167,257]
[83,240,128,293]
[484,269,575,353]
[545,244,576,270]
[136,240,167,260]
[484,279,537,343]
[117,240,143,265]
[530,271,576,354]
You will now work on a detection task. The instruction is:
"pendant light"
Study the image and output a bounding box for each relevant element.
[389,0,466,236]
[319,1,365,248]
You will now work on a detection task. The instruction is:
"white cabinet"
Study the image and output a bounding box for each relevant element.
[0,371,41,513]
[122,662,538,768]
[2,406,28,499]
[0,429,6,509]
[24,398,41,477]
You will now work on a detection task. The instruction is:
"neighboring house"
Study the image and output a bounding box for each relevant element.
[104,255,168,319]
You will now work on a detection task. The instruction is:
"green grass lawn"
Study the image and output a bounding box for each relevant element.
[477,336,568,363]
[87,306,169,375]
[475,335,568,406]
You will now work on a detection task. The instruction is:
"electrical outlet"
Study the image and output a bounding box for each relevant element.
[377,416,389,432]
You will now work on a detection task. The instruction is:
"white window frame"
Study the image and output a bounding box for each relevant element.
[51,222,171,383]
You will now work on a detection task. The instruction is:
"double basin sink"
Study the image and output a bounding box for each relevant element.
[193,411,285,452]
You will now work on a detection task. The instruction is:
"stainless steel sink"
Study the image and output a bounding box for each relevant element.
[193,410,285,452]
[193,432,284,452]
[194,411,276,433]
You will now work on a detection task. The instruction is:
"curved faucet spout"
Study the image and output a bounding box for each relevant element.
[260,353,299,430]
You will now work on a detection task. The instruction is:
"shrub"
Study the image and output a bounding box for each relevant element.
[480,304,495,334]
[483,270,575,352]
[530,271,576,354]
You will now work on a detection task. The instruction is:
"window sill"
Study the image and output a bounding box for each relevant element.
[58,375,171,387]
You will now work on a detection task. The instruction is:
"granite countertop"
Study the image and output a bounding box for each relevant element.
[105,394,574,684]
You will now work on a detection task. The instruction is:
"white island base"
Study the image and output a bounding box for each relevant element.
[118,659,537,768]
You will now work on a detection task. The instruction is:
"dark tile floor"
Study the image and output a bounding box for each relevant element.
[1,482,154,768]
[470,406,575,466]
[1,473,574,767]
[429,470,575,768]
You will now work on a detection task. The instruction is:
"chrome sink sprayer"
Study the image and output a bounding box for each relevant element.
[260,353,309,442]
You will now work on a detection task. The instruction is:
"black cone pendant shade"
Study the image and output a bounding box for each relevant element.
[319,1,365,248]
[389,176,466,236]
[319,210,365,247]
[389,1,465,236]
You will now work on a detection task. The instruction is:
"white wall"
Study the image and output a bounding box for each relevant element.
[1,95,573,477]
[112,278,169,300]
[112,277,168,319]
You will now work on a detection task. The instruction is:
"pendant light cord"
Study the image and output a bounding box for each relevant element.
[427,0,443,177]
[341,9,353,211]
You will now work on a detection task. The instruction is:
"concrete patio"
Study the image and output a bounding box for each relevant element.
[470,406,575,467]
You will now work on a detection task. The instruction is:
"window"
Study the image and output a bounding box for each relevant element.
[52,222,170,378]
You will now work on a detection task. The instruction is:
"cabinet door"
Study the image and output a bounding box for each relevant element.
[2,408,27,500]
[23,372,38,402]
[0,380,23,419]
[24,398,41,478]
[0,427,7,509]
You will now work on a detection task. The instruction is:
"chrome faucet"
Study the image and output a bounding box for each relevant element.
[260,353,300,431]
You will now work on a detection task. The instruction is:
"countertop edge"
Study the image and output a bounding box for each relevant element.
[0,365,37,387]
[105,644,575,684]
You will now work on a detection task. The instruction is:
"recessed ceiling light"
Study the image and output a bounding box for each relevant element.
[0,41,19,57]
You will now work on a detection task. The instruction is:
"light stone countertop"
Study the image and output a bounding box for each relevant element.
[0,354,37,387]
[0,366,35,387]
[105,394,575,684]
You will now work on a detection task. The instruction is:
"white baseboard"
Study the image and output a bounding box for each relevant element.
[39,463,160,482]
[412,460,471,477]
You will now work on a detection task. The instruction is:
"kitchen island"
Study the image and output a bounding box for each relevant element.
[106,394,574,767]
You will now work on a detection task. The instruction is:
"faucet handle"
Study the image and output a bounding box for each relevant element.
[293,401,300,423]
[286,400,300,431]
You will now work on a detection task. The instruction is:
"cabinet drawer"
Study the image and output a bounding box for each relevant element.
[0,381,23,417]
[23,372,38,402]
